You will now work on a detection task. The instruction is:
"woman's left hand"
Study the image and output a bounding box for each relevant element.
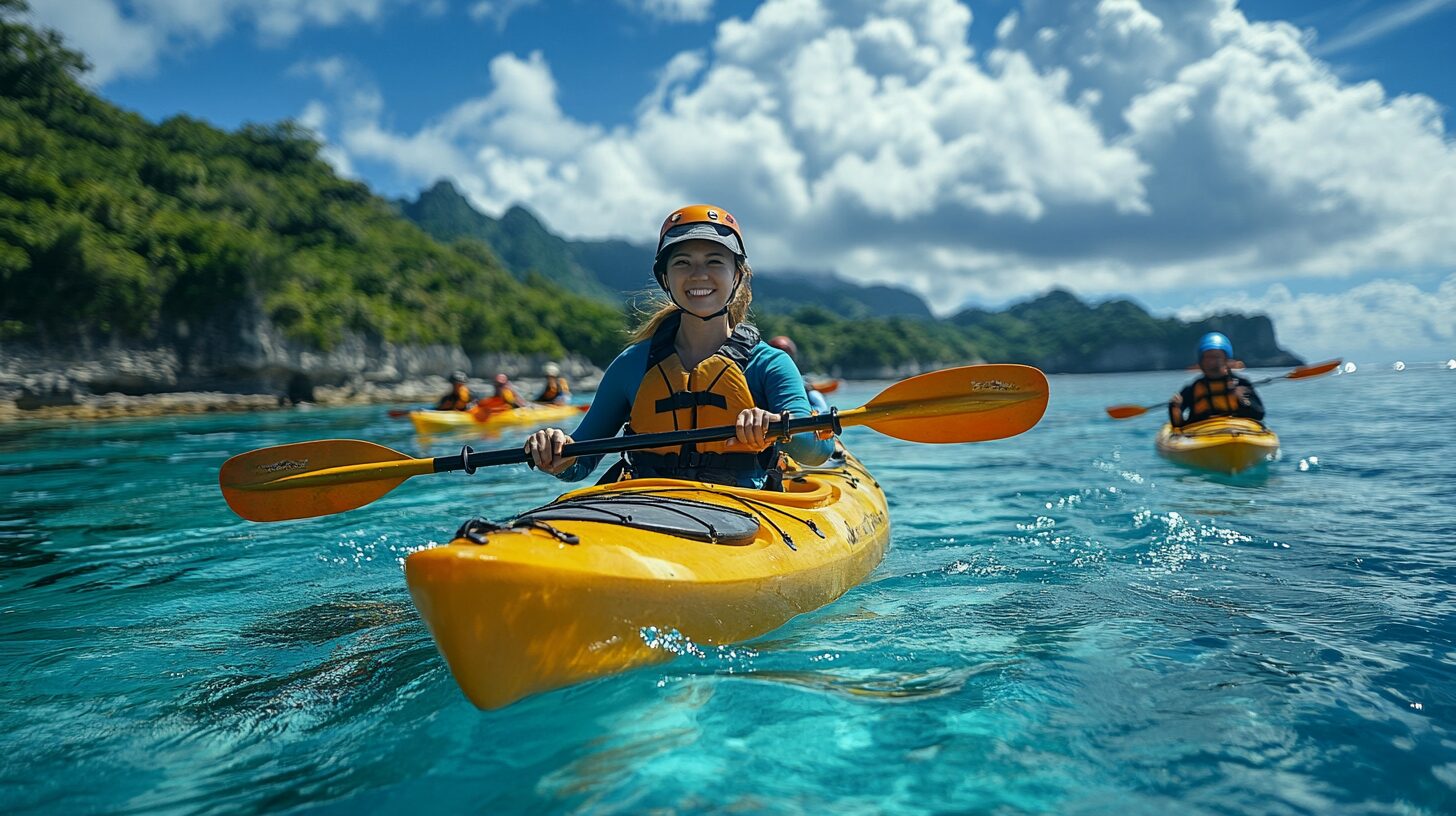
[732,407,781,450]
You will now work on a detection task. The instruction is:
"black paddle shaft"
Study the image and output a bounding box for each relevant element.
[432,410,843,474]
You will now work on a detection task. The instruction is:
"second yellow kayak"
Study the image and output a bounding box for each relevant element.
[405,446,889,709]
[1156,417,1279,474]
[409,403,587,434]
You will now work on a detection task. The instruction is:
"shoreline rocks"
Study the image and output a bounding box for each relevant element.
[0,373,605,422]
[0,330,605,423]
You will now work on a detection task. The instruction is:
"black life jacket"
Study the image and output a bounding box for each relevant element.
[537,375,567,403]
[1188,377,1242,422]
[436,384,471,411]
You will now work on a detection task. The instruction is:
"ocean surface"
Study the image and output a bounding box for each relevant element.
[2,365,1453,815]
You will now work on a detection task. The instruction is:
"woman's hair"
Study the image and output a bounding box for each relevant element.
[628,258,754,343]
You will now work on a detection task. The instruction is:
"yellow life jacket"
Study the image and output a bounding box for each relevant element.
[436,384,471,411]
[622,312,777,483]
[1189,377,1240,420]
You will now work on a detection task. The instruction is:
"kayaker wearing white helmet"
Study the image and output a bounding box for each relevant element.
[535,362,571,405]
[523,204,833,488]
[1169,332,1265,428]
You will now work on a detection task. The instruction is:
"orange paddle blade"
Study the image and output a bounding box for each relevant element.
[220,439,433,522]
[1105,404,1154,420]
[1286,359,1342,380]
[848,364,1048,443]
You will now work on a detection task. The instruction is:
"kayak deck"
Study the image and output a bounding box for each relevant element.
[405,448,889,709]
[1156,417,1279,474]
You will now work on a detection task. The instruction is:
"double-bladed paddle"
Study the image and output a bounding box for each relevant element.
[1104,359,1343,420]
[221,364,1050,522]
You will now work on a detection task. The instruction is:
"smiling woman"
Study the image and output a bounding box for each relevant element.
[522,204,835,489]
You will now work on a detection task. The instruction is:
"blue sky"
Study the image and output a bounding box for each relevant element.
[26,0,1456,361]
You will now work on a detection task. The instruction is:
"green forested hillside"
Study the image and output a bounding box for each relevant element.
[398,183,1299,374]
[757,291,1300,376]
[397,181,615,300]
[0,3,623,363]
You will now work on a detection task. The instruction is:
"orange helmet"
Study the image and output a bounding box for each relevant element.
[767,335,798,358]
[656,204,746,261]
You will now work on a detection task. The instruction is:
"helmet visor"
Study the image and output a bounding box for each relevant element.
[656,222,743,260]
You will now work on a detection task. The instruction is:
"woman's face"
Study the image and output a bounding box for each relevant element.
[664,239,738,318]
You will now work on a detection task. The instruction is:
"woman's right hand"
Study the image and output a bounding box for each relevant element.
[524,428,577,474]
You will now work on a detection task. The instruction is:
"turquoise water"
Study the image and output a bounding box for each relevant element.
[3,366,1454,814]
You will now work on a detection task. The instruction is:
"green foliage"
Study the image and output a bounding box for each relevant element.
[0,11,624,364]
[402,182,615,300]
[757,309,982,374]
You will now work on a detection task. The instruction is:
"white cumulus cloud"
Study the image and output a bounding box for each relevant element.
[468,0,540,31]
[311,0,1153,270]
[306,0,1456,321]
[27,0,429,84]
[629,0,716,23]
[1180,275,1456,361]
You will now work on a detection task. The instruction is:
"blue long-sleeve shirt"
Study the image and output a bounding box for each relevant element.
[554,338,834,487]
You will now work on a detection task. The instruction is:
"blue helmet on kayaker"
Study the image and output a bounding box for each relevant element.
[1197,332,1233,358]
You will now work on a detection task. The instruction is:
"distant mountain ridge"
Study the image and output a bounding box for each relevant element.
[401,182,933,319]
[399,182,1301,375]
[397,182,614,300]
[950,289,1300,374]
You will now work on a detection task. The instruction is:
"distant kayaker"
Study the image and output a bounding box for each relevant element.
[435,371,472,411]
[1169,333,1265,428]
[493,373,527,409]
[766,334,831,414]
[522,204,833,488]
[535,362,571,405]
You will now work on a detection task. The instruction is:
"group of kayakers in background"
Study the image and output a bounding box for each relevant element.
[421,203,1276,489]
[433,363,572,415]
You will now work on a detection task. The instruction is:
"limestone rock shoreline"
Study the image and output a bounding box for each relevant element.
[0,328,603,423]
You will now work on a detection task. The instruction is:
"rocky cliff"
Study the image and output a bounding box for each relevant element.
[0,301,601,418]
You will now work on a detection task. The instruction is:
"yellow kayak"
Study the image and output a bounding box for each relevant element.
[405,446,889,709]
[408,403,587,434]
[1156,417,1279,474]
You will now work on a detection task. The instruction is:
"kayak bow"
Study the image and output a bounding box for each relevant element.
[409,403,587,434]
[1155,417,1279,474]
[405,446,888,709]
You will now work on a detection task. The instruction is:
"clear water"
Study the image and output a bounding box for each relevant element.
[2,367,1453,814]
